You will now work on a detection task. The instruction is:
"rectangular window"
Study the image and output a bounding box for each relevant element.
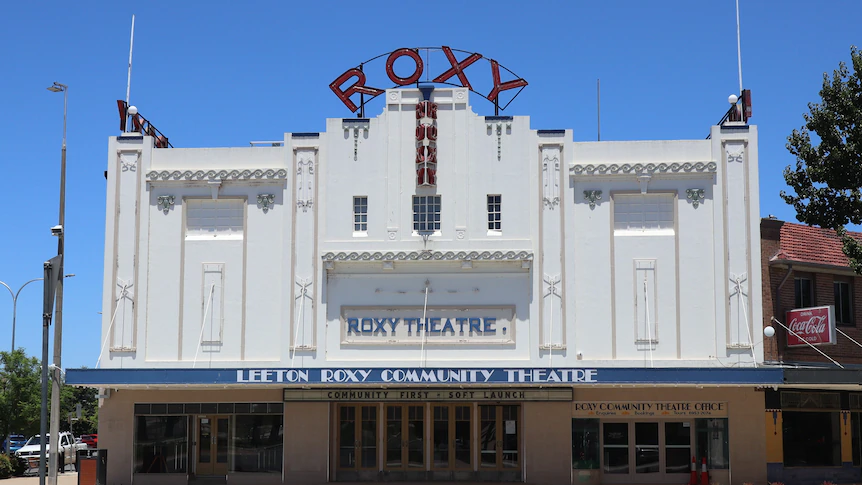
[134,416,189,473]
[835,280,853,326]
[487,195,501,231]
[665,422,692,473]
[794,277,813,308]
[186,199,244,238]
[781,391,841,409]
[635,422,659,474]
[413,195,441,233]
[602,422,628,474]
[695,418,729,469]
[231,415,284,473]
[353,196,368,233]
[613,194,674,233]
[571,419,599,469]
[782,411,841,467]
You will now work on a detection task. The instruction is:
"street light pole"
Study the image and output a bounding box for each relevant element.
[0,275,76,354]
[0,278,42,352]
[46,81,67,485]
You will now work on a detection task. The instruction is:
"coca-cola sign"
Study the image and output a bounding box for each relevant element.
[785,306,836,347]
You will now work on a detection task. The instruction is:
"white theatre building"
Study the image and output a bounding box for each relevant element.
[69,84,778,485]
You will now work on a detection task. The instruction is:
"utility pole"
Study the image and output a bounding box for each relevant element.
[46,81,68,485]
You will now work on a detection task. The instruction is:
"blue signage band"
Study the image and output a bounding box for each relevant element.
[66,367,783,386]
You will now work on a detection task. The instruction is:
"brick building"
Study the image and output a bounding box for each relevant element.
[761,217,862,484]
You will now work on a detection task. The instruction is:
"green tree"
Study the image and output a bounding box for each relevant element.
[782,46,862,272]
[0,350,42,441]
[59,383,98,436]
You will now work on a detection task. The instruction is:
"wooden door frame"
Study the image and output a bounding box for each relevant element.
[336,404,378,471]
[431,403,474,471]
[600,419,695,483]
[195,415,230,476]
[383,403,426,471]
[478,404,522,471]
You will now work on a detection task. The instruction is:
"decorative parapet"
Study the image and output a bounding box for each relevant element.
[570,161,717,177]
[146,168,288,181]
[322,250,533,264]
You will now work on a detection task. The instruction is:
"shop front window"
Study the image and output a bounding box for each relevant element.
[695,418,729,469]
[635,422,659,474]
[231,415,283,473]
[572,419,599,469]
[603,422,629,474]
[665,422,692,473]
[134,416,189,473]
[782,411,841,467]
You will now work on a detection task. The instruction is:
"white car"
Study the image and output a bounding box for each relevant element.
[15,432,87,473]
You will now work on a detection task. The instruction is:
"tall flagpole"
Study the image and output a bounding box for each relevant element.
[735,0,743,93]
[126,15,135,107]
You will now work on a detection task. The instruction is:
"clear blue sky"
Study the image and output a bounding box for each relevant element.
[0,0,859,369]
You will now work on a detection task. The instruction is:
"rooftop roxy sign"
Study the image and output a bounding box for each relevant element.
[329,46,528,116]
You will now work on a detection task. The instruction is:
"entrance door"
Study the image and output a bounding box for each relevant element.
[196,416,229,476]
[479,405,520,470]
[384,404,425,470]
[432,404,472,470]
[602,421,693,482]
[337,405,378,470]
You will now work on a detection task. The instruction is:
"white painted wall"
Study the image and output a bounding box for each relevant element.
[99,89,762,370]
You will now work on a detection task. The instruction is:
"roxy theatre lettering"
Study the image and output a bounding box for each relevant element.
[341,307,515,345]
[346,316,497,336]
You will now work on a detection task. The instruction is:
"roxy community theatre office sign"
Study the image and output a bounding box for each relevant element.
[329,46,528,115]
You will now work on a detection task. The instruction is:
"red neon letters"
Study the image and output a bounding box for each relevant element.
[432,46,482,90]
[487,60,528,103]
[416,100,437,186]
[386,48,424,85]
[329,68,385,113]
[329,46,527,113]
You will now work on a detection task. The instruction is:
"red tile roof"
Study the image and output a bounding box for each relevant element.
[773,221,862,268]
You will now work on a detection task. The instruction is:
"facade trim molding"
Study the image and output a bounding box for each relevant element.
[322,250,533,263]
[146,169,288,181]
[570,161,717,176]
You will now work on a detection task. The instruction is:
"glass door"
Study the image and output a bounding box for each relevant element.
[196,416,229,476]
[337,405,378,470]
[601,421,694,481]
[635,422,659,474]
[432,404,472,470]
[479,405,520,470]
[384,404,425,470]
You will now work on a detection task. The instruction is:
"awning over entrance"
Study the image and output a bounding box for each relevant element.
[66,366,783,387]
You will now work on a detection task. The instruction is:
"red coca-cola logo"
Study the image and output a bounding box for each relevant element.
[786,307,834,347]
[789,314,827,336]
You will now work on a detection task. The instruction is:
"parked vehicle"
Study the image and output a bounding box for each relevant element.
[80,434,98,449]
[15,432,87,472]
[2,434,26,454]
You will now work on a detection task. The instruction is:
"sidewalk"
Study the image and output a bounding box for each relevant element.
[6,471,78,485]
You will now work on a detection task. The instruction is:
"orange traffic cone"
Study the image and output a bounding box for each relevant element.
[700,457,709,485]
[689,456,697,485]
